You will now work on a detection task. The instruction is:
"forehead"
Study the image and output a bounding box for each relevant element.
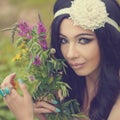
[59,18,95,36]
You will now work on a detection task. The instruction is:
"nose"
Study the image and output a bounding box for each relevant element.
[67,44,79,59]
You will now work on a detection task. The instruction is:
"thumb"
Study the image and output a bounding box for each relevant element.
[18,78,31,98]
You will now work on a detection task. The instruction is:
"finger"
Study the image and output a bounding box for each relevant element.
[34,107,52,114]
[58,90,64,101]
[1,73,16,87]
[4,89,21,107]
[18,78,31,98]
[0,84,17,99]
[35,101,60,113]
[4,87,20,100]
[37,97,58,105]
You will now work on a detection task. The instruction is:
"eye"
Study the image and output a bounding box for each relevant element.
[59,37,68,44]
[78,38,93,44]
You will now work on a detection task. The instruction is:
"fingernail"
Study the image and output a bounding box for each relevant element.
[10,72,16,77]
[51,100,58,105]
[55,108,61,113]
[18,78,23,84]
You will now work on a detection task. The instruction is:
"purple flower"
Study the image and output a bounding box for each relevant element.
[32,56,41,66]
[18,21,33,39]
[37,22,46,34]
[37,22,48,50]
[38,40,48,50]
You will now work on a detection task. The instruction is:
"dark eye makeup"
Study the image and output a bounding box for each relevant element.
[59,37,93,45]
[59,37,68,44]
[78,38,93,44]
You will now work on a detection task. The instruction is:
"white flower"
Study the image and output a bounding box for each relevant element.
[69,0,109,31]
[50,48,56,54]
[54,0,119,31]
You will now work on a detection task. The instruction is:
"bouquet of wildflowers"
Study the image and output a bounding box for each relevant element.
[10,16,86,120]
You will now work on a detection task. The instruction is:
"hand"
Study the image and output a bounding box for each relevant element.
[34,99,61,120]
[1,73,34,120]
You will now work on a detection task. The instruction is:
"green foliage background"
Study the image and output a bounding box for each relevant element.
[0,0,55,120]
[0,0,120,120]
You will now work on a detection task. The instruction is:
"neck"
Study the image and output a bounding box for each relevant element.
[82,70,99,113]
[86,69,99,95]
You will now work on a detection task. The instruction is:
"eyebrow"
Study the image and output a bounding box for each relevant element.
[59,33,95,38]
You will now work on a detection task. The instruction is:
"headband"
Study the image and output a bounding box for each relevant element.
[54,0,120,31]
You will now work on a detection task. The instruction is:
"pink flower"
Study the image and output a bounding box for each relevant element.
[38,40,48,50]
[37,22,47,41]
[32,56,41,66]
[37,22,46,34]
[18,21,33,39]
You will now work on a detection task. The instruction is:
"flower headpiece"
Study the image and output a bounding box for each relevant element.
[54,0,119,31]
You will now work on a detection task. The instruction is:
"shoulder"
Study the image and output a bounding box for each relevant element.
[108,96,120,120]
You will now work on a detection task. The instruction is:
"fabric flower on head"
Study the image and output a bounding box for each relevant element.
[69,0,108,31]
[54,0,119,31]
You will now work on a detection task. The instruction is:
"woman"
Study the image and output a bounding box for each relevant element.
[1,0,120,120]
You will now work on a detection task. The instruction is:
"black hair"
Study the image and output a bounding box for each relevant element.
[50,0,120,119]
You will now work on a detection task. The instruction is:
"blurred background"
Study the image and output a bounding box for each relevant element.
[0,0,55,120]
[0,0,120,120]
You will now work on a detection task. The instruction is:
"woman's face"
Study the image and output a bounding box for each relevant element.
[59,19,100,77]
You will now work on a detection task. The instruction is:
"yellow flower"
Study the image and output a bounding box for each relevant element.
[22,48,28,53]
[18,43,26,49]
[12,53,22,61]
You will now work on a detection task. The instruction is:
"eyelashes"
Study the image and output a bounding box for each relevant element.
[59,38,68,44]
[59,37,93,45]
[78,38,93,44]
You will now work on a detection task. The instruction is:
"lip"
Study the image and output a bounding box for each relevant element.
[70,63,85,69]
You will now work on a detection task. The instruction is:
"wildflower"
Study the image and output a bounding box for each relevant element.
[11,20,81,120]
[22,48,28,54]
[28,75,36,82]
[18,43,26,49]
[32,56,41,66]
[58,71,63,75]
[37,22,46,34]
[50,48,56,54]
[12,53,21,61]
[18,21,33,40]
[38,40,48,50]
[37,22,47,42]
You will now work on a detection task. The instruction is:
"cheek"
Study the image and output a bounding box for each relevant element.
[86,44,100,68]
[91,50,100,68]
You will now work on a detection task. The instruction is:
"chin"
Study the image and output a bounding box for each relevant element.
[73,68,99,78]
[74,70,89,76]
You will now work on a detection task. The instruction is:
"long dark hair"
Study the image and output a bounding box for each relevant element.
[50,0,120,119]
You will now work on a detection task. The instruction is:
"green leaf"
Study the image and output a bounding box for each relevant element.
[48,77,54,84]
[16,37,23,47]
